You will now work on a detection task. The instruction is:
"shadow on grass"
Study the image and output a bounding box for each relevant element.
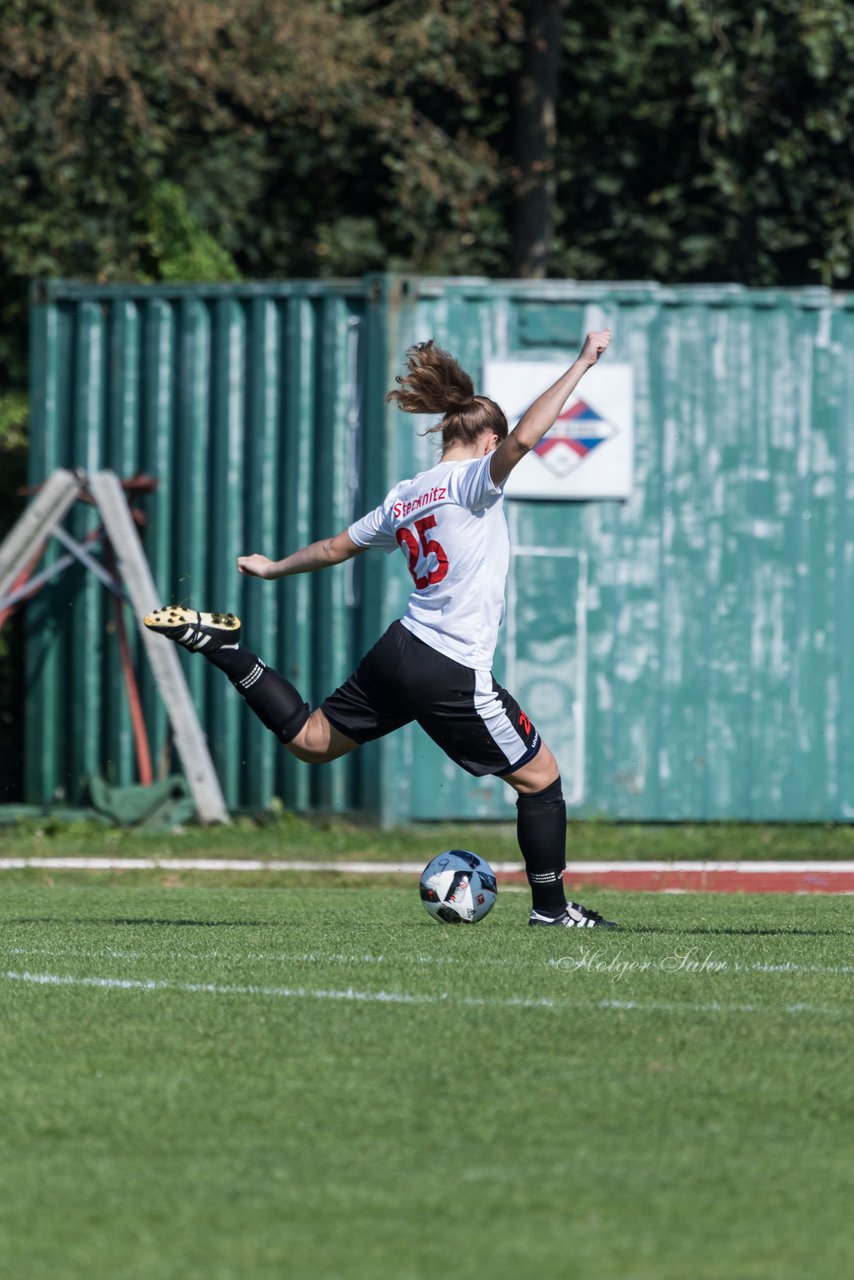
[6,918,851,938]
[4,917,271,928]
[626,925,851,938]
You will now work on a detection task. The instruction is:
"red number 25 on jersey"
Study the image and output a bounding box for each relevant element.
[396,515,449,590]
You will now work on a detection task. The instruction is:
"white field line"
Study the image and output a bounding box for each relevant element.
[2,857,854,874]
[1,945,517,968]
[2,946,853,979]
[1,968,851,1018]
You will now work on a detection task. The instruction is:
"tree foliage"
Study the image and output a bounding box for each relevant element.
[555,0,853,285]
[0,0,850,387]
[145,183,241,283]
[0,0,521,382]
[0,0,850,804]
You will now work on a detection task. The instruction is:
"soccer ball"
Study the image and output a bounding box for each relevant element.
[419,850,498,924]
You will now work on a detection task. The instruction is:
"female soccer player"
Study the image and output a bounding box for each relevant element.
[145,329,617,928]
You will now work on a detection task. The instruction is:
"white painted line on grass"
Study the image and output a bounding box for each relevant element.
[6,945,146,960]
[3,857,854,873]
[0,857,423,872]
[1,969,851,1019]
[744,961,854,976]
[3,946,854,979]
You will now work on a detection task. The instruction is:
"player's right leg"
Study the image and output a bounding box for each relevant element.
[143,605,358,764]
[502,749,618,930]
[397,638,619,929]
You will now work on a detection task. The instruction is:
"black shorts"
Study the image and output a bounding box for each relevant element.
[321,621,541,777]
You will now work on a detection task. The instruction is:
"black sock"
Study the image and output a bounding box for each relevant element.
[205,645,310,744]
[516,776,568,915]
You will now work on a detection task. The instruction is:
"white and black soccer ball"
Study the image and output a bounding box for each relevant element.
[419,850,498,924]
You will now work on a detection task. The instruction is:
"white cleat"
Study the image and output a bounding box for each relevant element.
[529,902,619,929]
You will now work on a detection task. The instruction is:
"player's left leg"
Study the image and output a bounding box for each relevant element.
[143,605,357,762]
[144,608,412,766]
[287,710,359,764]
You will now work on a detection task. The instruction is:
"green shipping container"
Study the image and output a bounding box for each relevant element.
[26,277,854,824]
[27,280,371,815]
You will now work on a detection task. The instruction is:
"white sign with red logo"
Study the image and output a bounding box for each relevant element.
[483,360,633,500]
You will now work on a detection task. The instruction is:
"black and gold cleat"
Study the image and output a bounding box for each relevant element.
[143,606,241,653]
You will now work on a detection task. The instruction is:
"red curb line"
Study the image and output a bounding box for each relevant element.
[547,869,854,894]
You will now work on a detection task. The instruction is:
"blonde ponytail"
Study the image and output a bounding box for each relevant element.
[385,341,474,414]
[386,340,508,448]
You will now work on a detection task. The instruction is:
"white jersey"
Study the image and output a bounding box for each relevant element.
[348,454,509,670]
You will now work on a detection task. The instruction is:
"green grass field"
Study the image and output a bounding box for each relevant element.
[0,881,852,1280]
[6,809,854,862]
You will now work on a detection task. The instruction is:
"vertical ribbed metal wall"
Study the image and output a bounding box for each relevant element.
[27,277,854,823]
[366,279,854,824]
[27,281,368,811]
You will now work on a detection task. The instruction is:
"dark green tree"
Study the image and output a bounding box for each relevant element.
[553,0,853,285]
[0,0,850,390]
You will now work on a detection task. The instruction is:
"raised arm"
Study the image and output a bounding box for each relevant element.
[237,530,365,580]
[489,329,611,487]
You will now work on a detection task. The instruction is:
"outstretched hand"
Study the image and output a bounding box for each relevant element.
[237,553,276,579]
[580,329,612,367]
